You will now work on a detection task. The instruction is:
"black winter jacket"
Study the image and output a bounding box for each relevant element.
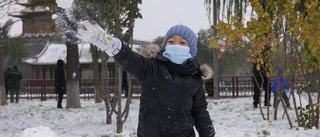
[4,67,11,90]
[54,61,66,94]
[9,65,22,90]
[114,44,215,137]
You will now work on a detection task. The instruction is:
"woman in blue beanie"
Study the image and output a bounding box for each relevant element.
[77,22,215,137]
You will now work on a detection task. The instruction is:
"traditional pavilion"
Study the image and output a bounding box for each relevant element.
[9,0,150,80]
[8,0,60,61]
[9,0,56,37]
[6,0,149,99]
[22,42,142,80]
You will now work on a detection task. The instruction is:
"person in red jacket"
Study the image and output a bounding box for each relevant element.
[77,21,215,137]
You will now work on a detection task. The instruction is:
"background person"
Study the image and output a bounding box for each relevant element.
[9,65,22,103]
[252,48,272,108]
[4,66,12,100]
[54,59,66,109]
[252,63,272,108]
[122,70,130,97]
[272,67,290,108]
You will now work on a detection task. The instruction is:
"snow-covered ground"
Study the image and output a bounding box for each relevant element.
[0,93,319,137]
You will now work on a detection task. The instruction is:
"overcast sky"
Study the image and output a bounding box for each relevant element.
[5,0,211,41]
[133,0,211,41]
[54,0,212,41]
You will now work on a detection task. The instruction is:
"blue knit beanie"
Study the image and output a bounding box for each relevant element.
[162,25,198,59]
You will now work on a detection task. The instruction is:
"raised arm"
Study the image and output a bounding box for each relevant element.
[76,20,160,84]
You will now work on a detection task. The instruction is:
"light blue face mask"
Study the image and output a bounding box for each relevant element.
[162,44,192,64]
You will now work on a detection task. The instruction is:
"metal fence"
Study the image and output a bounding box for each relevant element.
[20,75,308,100]
[204,75,307,98]
[204,76,255,97]
[20,78,142,100]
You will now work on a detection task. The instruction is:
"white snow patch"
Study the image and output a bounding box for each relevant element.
[19,125,58,137]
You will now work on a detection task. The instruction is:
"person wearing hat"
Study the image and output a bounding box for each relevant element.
[77,22,215,137]
[54,59,66,109]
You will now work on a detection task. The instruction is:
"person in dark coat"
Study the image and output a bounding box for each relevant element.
[252,50,272,108]
[54,59,66,109]
[252,62,272,108]
[8,65,22,103]
[77,22,215,137]
[4,66,12,99]
[122,70,130,97]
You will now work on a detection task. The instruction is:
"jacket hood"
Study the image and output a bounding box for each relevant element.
[12,65,18,71]
[57,59,65,68]
[279,67,284,74]
[137,44,213,80]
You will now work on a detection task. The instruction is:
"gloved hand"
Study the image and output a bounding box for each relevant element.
[76,20,122,56]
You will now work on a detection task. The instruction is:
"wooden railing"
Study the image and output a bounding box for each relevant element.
[20,75,308,100]
[205,75,307,98]
[20,78,142,100]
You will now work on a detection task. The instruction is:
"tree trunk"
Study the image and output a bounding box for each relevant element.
[310,72,319,128]
[212,0,219,99]
[100,54,112,124]
[291,75,301,126]
[93,63,102,103]
[116,64,123,133]
[117,120,124,134]
[252,74,266,120]
[66,42,81,108]
[115,66,132,133]
[91,45,102,103]
[274,90,281,120]
[317,84,320,129]
[105,100,112,124]
[0,45,8,106]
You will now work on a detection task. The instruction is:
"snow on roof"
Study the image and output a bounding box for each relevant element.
[21,6,49,13]
[56,0,74,9]
[23,42,108,65]
[16,0,29,3]
[23,42,142,65]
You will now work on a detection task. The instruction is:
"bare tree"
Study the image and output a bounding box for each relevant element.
[90,45,102,103]
[0,45,6,105]
[208,0,320,129]
[100,54,114,124]
[0,1,11,105]
[0,0,25,106]
[73,0,141,133]
[54,6,81,108]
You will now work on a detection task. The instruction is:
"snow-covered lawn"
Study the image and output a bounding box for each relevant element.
[0,94,319,137]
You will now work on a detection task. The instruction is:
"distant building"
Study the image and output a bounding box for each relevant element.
[22,41,142,80]
[9,0,151,79]
[9,0,59,58]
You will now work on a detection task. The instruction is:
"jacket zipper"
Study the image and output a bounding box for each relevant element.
[168,76,186,136]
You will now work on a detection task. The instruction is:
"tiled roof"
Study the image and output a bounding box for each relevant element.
[23,42,142,65]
